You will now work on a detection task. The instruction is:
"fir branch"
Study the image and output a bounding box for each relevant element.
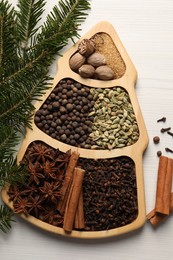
[0,0,90,233]
[0,126,19,160]
[30,0,91,53]
[16,0,46,51]
[0,0,19,79]
[0,205,15,233]
[0,156,27,187]
[0,73,51,129]
[0,49,50,90]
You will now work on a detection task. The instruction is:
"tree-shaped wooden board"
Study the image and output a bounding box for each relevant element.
[1,21,149,239]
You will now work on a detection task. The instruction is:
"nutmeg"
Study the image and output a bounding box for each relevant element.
[69,52,86,71]
[78,64,95,78]
[87,53,106,67]
[95,65,114,80]
[78,39,95,57]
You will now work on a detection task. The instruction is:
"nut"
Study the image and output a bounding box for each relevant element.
[78,39,95,57]
[87,53,106,67]
[69,52,86,71]
[95,65,114,80]
[78,64,95,78]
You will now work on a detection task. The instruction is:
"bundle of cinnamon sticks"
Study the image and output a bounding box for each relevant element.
[57,151,85,232]
[147,156,173,226]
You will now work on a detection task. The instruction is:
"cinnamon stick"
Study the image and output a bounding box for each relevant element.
[63,167,85,232]
[147,193,173,226]
[57,151,79,214]
[74,190,84,229]
[155,156,173,215]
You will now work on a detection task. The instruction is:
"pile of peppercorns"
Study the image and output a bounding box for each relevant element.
[34,78,95,149]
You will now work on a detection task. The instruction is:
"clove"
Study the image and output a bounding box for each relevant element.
[161,127,171,133]
[157,117,166,123]
[167,131,173,137]
[165,147,173,153]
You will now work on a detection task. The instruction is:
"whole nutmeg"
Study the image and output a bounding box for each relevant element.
[78,64,95,78]
[87,53,106,67]
[95,65,114,80]
[78,39,95,57]
[69,52,86,71]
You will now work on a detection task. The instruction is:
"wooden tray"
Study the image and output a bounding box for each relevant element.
[1,21,149,239]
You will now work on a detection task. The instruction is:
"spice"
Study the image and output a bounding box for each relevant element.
[8,141,139,231]
[8,141,71,226]
[69,33,126,80]
[74,190,84,229]
[34,78,95,149]
[161,127,171,133]
[167,131,173,137]
[153,136,160,144]
[157,151,162,157]
[157,117,166,123]
[57,151,79,214]
[147,156,173,227]
[147,193,173,227]
[165,147,173,153]
[147,193,173,226]
[155,156,173,215]
[92,32,126,78]
[78,156,138,231]
[78,38,95,57]
[63,167,85,232]
[88,87,139,149]
[35,79,139,150]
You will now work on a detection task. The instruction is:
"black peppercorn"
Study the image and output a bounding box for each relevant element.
[72,121,78,128]
[157,151,162,157]
[66,103,74,111]
[153,136,160,144]
[34,116,40,123]
[60,134,67,142]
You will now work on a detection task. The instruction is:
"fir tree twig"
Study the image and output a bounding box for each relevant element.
[0,0,90,233]
[0,205,15,233]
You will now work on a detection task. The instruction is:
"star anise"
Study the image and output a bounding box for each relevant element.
[39,181,61,204]
[18,184,38,197]
[52,213,64,227]
[13,197,32,215]
[8,185,25,202]
[42,160,59,180]
[28,142,54,163]
[39,206,63,225]
[28,161,45,185]
[27,195,44,218]
[54,149,71,174]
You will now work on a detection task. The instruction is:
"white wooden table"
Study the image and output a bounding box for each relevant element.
[1,0,173,259]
